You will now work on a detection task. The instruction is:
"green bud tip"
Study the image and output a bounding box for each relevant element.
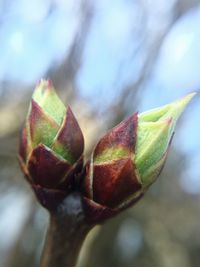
[33,79,66,126]
[135,92,196,186]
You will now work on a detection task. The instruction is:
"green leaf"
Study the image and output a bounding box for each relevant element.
[33,79,66,126]
[135,93,196,186]
[28,100,59,149]
[139,93,195,134]
[135,119,172,182]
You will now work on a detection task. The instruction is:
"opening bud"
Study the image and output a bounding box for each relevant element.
[136,93,196,186]
[82,93,195,223]
[19,80,84,210]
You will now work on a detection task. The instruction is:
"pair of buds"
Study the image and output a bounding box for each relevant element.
[18,80,194,223]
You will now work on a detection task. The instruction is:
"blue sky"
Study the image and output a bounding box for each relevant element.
[0,0,79,83]
[0,0,199,252]
[0,0,199,193]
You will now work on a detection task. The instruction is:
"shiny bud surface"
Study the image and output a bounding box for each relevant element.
[19,80,84,210]
[82,93,195,223]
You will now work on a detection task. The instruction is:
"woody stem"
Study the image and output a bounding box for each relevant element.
[39,193,93,267]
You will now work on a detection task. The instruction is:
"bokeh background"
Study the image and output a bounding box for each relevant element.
[0,0,200,266]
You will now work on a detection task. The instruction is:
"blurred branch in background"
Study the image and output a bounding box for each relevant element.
[0,0,199,267]
[49,0,94,95]
[5,199,40,267]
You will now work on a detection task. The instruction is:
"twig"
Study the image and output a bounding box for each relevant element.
[39,193,93,267]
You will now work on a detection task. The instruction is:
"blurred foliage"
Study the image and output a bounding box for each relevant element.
[0,1,199,267]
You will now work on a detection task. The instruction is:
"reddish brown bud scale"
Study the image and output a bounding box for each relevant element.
[57,156,84,191]
[94,113,138,158]
[18,155,31,183]
[82,190,144,224]
[19,125,29,162]
[92,158,141,208]
[32,184,67,210]
[28,144,71,188]
[83,161,93,199]
[81,112,142,222]
[82,197,118,224]
[52,107,84,163]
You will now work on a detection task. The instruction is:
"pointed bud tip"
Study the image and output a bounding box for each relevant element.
[135,92,196,187]
[166,92,196,131]
[173,92,196,111]
[139,92,196,126]
[181,91,196,102]
[32,79,66,126]
[166,117,173,125]
[35,79,54,94]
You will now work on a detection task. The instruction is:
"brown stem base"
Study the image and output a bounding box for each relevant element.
[39,193,93,267]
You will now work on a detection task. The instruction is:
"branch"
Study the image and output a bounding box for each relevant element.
[39,193,93,267]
